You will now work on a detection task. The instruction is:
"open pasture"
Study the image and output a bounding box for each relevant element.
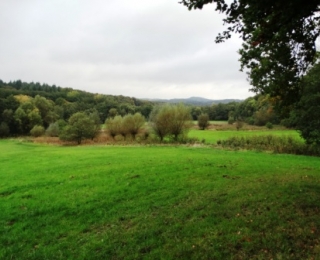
[1,139,320,259]
[189,128,302,144]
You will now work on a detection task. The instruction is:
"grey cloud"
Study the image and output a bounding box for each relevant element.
[0,0,251,100]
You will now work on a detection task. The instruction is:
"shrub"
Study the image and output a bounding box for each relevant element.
[235,120,244,130]
[254,109,274,126]
[198,113,210,130]
[266,122,273,129]
[114,134,125,142]
[46,122,60,137]
[228,118,235,124]
[57,119,67,129]
[30,125,45,137]
[135,130,148,140]
[246,117,255,125]
[0,122,10,137]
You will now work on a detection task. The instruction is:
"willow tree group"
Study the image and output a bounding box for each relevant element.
[149,104,192,141]
[105,104,193,142]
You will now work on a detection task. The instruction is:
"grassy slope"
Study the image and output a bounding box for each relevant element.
[1,139,320,259]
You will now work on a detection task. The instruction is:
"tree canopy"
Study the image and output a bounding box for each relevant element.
[149,104,192,141]
[294,61,320,145]
[181,0,320,105]
[59,112,97,144]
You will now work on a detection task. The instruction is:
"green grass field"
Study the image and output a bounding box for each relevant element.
[1,139,320,259]
[189,129,302,144]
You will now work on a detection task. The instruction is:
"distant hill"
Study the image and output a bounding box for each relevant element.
[144,96,243,106]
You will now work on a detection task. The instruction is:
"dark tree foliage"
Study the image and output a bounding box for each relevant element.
[181,0,320,105]
[294,61,320,145]
[0,79,154,137]
[205,103,236,120]
[0,122,10,137]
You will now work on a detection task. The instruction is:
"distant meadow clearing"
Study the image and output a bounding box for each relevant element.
[189,128,302,145]
[2,129,320,259]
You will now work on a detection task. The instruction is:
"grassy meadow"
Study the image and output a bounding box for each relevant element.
[1,136,320,259]
[189,128,302,145]
[189,121,302,145]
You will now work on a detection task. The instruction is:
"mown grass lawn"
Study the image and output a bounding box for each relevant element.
[1,139,320,259]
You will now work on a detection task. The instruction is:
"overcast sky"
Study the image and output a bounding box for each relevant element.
[0,0,256,100]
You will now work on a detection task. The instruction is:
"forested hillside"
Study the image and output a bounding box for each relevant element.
[0,79,292,140]
[0,80,153,136]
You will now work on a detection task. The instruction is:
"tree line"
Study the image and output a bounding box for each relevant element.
[0,79,282,137]
[0,81,194,143]
[1,71,319,146]
[0,80,153,125]
[0,80,153,137]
